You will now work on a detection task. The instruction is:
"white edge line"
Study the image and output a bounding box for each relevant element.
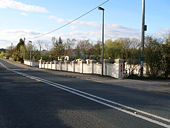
[25,71,170,124]
[15,72,170,128]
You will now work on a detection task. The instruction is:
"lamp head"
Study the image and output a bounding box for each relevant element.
[98,7,104,11]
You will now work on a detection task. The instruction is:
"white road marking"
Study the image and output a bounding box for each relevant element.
[11,69,28,71]
[0,62,170,128]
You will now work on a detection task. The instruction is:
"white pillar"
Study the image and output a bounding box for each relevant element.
[80,60,83,73]
[72,61,75,72]
[53,60,57,70]
[90,60,94,74]
[59,61,62,70]
[64,60,68,71]
[115,59,124,79]
[50,61,52,69]
[39,59,43,68]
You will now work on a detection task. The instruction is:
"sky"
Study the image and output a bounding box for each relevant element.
[0,0,170,48]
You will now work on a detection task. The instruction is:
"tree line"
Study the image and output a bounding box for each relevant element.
[2,34,170,78]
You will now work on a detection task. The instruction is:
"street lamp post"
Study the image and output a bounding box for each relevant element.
[29,41,32,62]
[98,7,105,76]
[140,0,147,77]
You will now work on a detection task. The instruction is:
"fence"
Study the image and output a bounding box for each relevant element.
[24,60,39,67]
[38,59,124,79]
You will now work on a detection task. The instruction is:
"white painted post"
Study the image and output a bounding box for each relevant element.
[90,60,94,74]
[47,62,50,69]
[59,61,62,70]
[80,60,83,73]
[39,59,42,68]
[64,60,68,71]
[117,59,124,79]
[72,60,75,72]
[45,62,47,69]
[114,59,124,79]
[53,60,57,70]
[50,61,52,69]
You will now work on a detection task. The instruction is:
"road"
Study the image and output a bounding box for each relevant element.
[0,59,170,128]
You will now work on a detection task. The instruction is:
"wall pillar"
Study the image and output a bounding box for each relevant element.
[72,60,75,72]
[64,60,68,71]
[115,59,124,79]
[53,60,57,70]
[42,62,45,68]
[39,59,43,68]
[90,60,95,74]
[50,61,52,69]
[59,61,62,70]
[80,60,83,73]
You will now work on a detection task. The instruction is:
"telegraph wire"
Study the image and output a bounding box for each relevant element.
[29,0,110,39]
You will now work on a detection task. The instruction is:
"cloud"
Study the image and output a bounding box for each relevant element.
[105,24,140,39]
[20,12,28,16]
[72,20,99,28]
[48,15,140,39]
[0,23,140,49]
[69,26,77,30]
[58,29,139,42]
[58,31,100,41]
[0,29,42,48]
[155,28,170,37]
[0,0,48,13]
[48,15,99,29]
[48,16,66,23]
[0,15,141,48]
[0,40,13,49]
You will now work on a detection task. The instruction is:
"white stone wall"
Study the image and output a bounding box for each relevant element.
[27,59,151,78]
[83,64,93,74]
[68,63,74,72]
[51,64,56,70]
[106,63,117,78]
[75,64,80,73]
[24,60,39,67]
[94,64,102,75]
[61,63,66,71]
[37,59,125,79]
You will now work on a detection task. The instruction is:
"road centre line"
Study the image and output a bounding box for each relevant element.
[13,67,170,123]
[19,71,170,123]
[0,62,170,128]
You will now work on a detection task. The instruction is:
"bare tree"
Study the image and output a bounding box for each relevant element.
[36,40,44,52]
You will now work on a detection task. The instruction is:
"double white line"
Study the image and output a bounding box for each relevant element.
[1,62,170,128]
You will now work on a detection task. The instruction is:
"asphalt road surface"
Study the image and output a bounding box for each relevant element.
[0,59,170,128]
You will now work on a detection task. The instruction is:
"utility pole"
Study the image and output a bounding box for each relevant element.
[11,43,13,50]
[98,7,105,76]
[29,41,32,62]
[140,0,147,77]
[24,37,26,60]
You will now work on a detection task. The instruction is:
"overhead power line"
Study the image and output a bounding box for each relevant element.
[30,0,110,39]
